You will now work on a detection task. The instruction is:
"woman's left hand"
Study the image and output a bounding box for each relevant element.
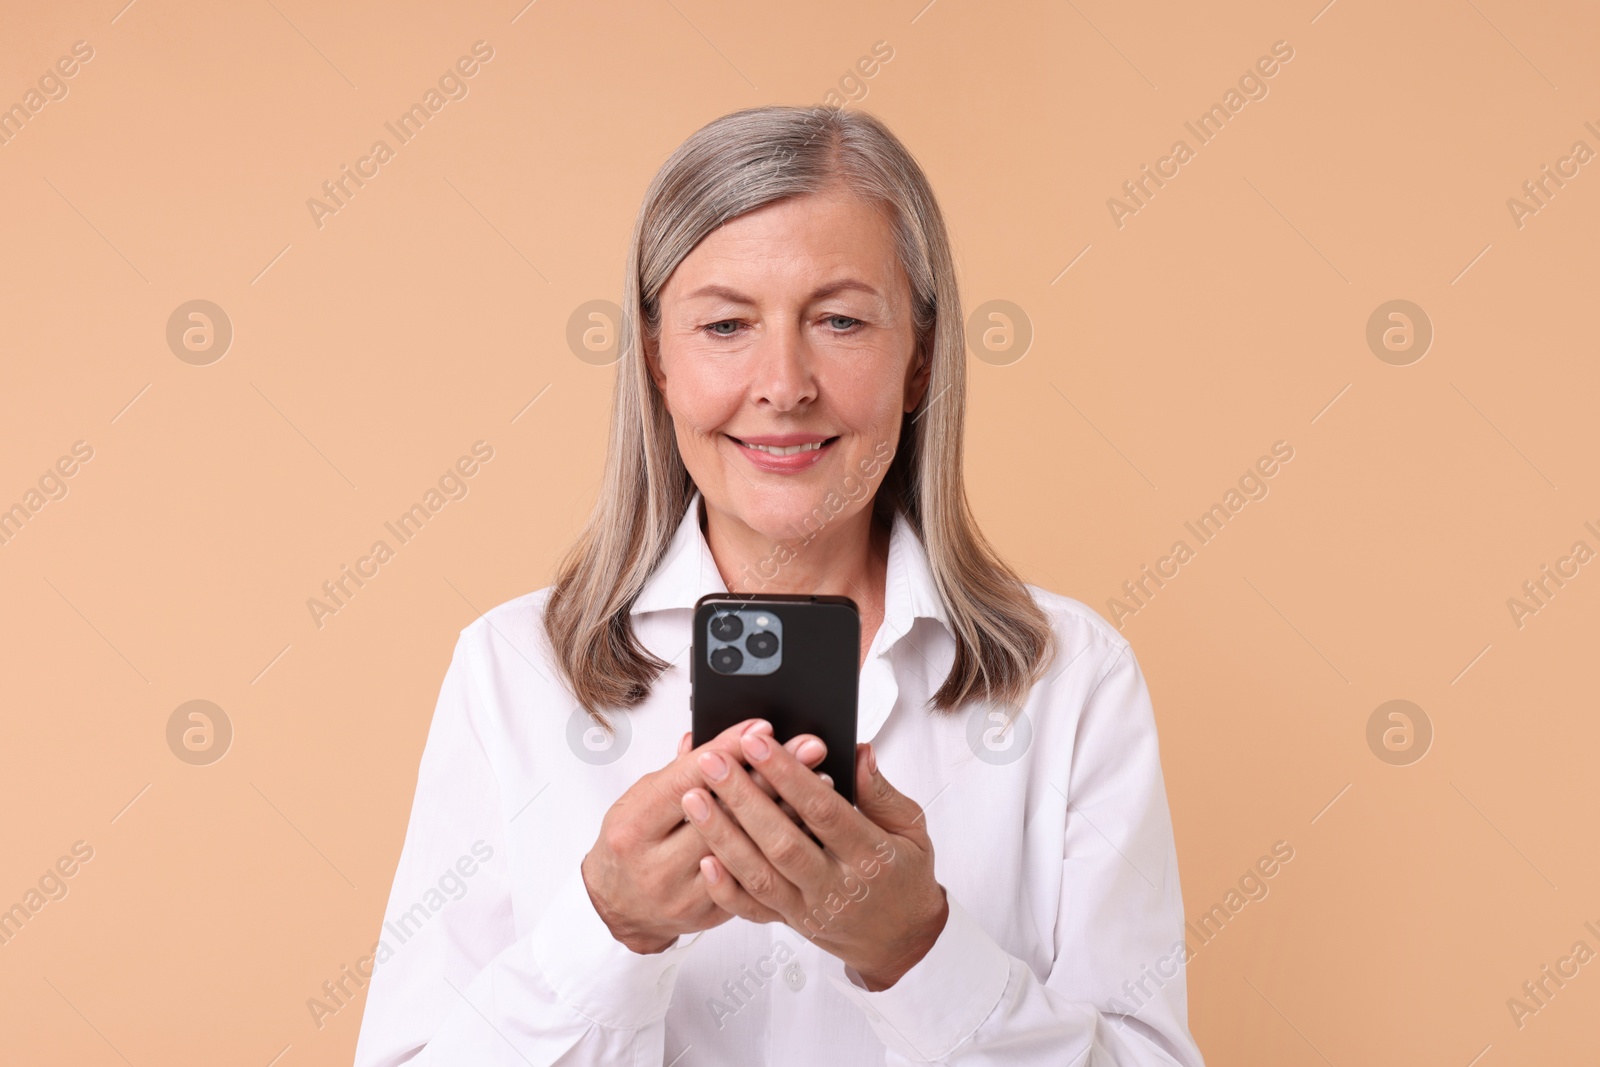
[681,726,949,990]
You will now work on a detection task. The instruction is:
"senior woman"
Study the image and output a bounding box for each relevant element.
[354,105,1205,1066]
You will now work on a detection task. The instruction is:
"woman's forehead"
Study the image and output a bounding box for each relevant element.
[664,202,907,304]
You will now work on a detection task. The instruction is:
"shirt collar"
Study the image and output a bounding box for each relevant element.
[630,490,950,652]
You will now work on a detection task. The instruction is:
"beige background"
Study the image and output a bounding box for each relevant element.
[2,0,1597,1063]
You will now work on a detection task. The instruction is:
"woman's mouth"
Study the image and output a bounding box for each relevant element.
[725,434,839,472]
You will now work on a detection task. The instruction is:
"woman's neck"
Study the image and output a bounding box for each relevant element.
[701,496,891,668]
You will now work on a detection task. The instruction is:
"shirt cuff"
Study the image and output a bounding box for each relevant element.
[825,892,1011,1061]
[527,862,699,1030]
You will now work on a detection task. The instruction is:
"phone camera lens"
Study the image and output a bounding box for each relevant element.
[711,645,744,673]
[710,613,743,641]
[746,631,778,658]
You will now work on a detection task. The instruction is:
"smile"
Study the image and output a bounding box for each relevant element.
[725,434,840,472]
[734,438,835,456]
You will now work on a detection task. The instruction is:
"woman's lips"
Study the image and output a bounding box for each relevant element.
[726,434,839,473]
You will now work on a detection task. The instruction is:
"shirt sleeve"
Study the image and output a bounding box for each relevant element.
[352,626,701,1067]
[825,640,1206,1066]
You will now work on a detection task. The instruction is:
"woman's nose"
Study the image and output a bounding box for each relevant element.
[752,325,818,410]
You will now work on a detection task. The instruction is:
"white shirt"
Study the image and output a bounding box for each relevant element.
[353,491,1206,1066]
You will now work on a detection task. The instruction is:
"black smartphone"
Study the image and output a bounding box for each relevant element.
[691,592,860,806]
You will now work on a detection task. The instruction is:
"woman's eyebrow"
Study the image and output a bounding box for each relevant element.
[810,278,883,302]
[682,279,884,304]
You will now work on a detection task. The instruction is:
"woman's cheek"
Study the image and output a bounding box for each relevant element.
[666,377,732,432]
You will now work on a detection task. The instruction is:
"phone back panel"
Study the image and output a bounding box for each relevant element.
[691,593,859,806]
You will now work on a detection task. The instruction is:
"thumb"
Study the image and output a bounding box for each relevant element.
[854,743,927,838]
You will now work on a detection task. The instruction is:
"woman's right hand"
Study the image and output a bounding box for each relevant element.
[581,717,828,954]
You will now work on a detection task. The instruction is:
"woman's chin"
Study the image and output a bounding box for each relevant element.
[710,490,865,546]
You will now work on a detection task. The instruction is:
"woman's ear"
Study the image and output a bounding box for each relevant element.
[643,332,667,393]
[903,341,933,414]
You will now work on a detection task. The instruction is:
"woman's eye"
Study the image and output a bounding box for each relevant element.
[701,316,859,337]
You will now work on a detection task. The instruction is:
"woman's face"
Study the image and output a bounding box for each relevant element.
[647,190,930,545]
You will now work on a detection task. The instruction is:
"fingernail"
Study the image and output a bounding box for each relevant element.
[682,791,710,822]
[699,750,729,781]
[819,772,833,787]
[746,719,772,736]
[700,856,721,885]
[743,730,771,760]
[796,738,825,763]
[866,743,878,775]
